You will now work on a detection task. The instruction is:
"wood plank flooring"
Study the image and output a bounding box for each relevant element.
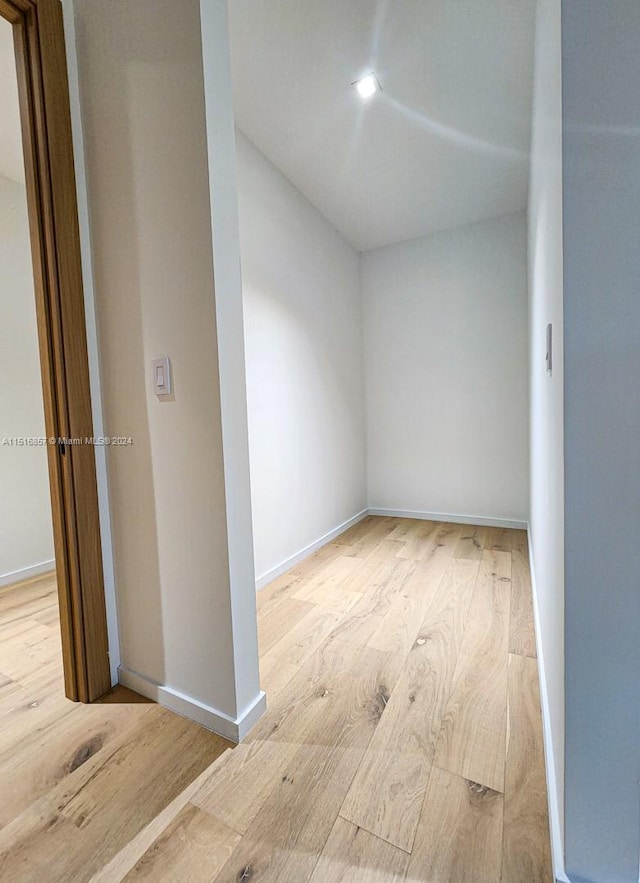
[0,572,231,882]
[0,518,552,881]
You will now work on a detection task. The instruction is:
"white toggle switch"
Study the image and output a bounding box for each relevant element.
[152,356,172,396]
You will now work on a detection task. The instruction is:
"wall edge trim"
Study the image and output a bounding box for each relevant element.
[255,508,369,590]
[62,0,121,687]
[368,508,527,530]
[118,664,266,744]
[527,524,570,883]
[0,560,55,589]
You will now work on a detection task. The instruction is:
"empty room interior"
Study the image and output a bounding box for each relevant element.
[0,1,638,883]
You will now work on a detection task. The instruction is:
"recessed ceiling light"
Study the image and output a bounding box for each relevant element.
[354,73,380,100]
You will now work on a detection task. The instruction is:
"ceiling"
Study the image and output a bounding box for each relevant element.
[229,0,536,252]
[0,20,24,183]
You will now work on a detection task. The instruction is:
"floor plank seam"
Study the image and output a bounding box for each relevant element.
[336,812,413,855]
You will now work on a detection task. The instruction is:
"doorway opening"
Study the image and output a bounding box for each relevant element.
[0,0,109,702]
[0,20,57,690]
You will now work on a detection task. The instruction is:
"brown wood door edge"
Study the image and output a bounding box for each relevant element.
[1,0,111,701]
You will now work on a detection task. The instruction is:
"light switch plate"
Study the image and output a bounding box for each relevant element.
[545,323,553,375]
[152,356,172,396]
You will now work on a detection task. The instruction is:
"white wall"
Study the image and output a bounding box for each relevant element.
[199,0,263,728]
[562,3,640,881]
[236,131,367,584]
[527,0,565,878]
[0,175,54,583]
[72,0,262,738]
[363,213,529,525]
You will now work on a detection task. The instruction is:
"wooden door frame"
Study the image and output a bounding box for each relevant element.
[1,0,111,701]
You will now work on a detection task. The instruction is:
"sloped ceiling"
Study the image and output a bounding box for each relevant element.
[229,0,536,251]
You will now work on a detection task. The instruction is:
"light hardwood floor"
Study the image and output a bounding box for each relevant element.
[0,572,231,882]
[0,517,553,881]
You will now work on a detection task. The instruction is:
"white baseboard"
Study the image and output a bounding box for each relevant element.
[256,507,527,592]
[0,560,55,589]
[368,507,527,530]
[255,508,369,590]
[118,664,267,743]
[526,526,569,883]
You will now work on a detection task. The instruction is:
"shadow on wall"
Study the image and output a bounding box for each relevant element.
[73,0,245,719]
[75,3,169,688]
